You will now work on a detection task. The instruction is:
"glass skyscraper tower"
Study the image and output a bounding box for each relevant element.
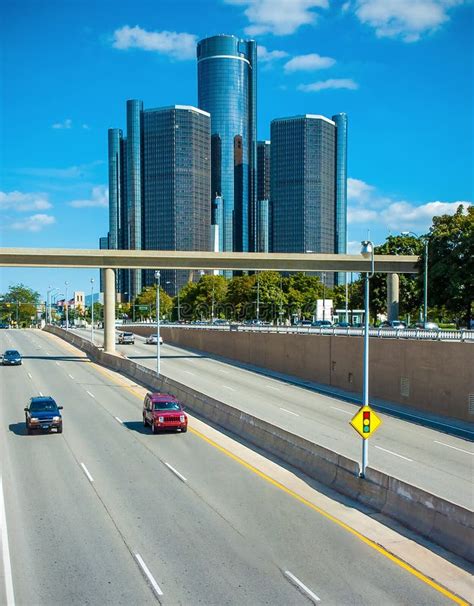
[332,113,348,285]
[271,114,348,288]
[197,34,257,253]
[142,105,211,295]
[256,140,271,252]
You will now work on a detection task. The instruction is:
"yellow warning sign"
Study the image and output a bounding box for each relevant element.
[350,405,381,439]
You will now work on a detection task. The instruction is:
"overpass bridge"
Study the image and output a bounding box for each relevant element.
[0,247,418,353]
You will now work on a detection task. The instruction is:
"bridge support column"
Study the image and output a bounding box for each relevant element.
[104,268,116,354]
[387,273,399,322]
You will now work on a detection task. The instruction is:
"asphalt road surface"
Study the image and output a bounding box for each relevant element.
[79,327,473,510]
[0,328,463,605]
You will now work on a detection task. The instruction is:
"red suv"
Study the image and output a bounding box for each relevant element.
[143,392,188,434]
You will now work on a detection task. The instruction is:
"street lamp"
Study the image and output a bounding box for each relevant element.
[401,231,429,325]
[360,240,375,477]
[155,270,161,377]
[322,272,326,321]
[64,281,69,330]
[256,272,260,321]
[90,278,95,344]
[47,286,59,324]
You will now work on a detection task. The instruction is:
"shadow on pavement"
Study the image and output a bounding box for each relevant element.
[9,422,27,436]
[123,421,182,437]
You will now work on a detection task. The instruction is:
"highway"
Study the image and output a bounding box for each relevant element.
[77,327,473,509]
[0,328,466,605]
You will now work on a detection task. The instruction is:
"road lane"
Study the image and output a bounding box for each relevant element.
[79,328,473,509]
[1,328,465,605]
[0,334,156,605]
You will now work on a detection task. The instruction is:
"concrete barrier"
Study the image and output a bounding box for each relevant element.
[45,325,474,563]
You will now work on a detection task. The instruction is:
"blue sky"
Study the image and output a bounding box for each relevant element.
[1,0,472,299]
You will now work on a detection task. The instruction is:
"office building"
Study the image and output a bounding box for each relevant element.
[107,101,211,299]
[271,114,348,288]
[332,113,348,285]
[256,140,271,252]
[126,100,144,299]
[98,236,108,294]
[197,34,257,254]
[142,105,211,294]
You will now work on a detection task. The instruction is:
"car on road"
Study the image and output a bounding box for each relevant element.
[145,334,163,345]
[312,320,333,327]
[143,392,187,433]
[24,396,63,434]
[333,321,351,328]
[415,321,440,330]
[2,350,22,365]
[379,320,407,329]
[117,331,135,344]
[0,323,9,329]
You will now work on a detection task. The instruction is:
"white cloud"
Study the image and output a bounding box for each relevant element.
[82,124,90,130]
[69,185,108,208]
[257,45,289,62]
[225,0,329,35]
[0,191,52,212]
[10,214,56,232]
[284,53,336,72]
[298,78,359,92]
[52,119,72,129]
[347,240,363,254]
[353,0,467,42]
[112,25,197,59]
[18,161,103,180]
[348,176,472,231]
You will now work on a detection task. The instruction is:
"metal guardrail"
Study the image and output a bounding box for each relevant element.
[122,322,474,342]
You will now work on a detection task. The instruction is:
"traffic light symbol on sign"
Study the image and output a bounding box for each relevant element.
[363,411,370,433]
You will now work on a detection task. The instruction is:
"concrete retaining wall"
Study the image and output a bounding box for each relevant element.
[129,326,473,423]
[46,325,474,563]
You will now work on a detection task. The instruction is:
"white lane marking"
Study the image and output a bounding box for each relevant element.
[331,406,352,415]
[0,476,15,606]
[218,368,230,374]
[280,408,299,417]
[38,391,43,397]
[115,416,123,425]
[27,372,32,379]
[374,446,413,462]
[55,361,60,366]
[134,553,163,597]
[223,385,235,391]
[284,571,320,603]
[80,463,94,483]
[434,440,473,456]
[86,391,95,399]
[184,371,196,376]
[68,374,74,380]
[165,462,187,483]
[266,385,280,391]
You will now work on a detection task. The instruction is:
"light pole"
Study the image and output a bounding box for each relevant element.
[345,274,349,323]
[211,281,215,322]
[360,240,375,477]
[322,272,326,321]
[256,272,260,321]
[279,274,284,325]
[401,231,429,325]
[155,270,161,377]
[47,286,57,324]
[64,281,69,330]
[90,278,95,344]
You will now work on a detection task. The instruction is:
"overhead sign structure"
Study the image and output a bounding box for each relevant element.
[350,405,381,439]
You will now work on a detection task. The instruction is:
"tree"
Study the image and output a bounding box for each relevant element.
[224,275,254,320]
[427,205,473,327]
[134,285,173,320]
[352,235,424,322]
[0,283,40,326]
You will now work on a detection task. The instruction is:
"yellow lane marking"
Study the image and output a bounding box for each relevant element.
[42,330,468,605]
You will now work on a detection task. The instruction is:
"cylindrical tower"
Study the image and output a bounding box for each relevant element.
[332,112,348,286]
[197,35,257,254]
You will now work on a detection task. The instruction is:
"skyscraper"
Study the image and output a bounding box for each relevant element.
[126,99,144,299]
[197,34,257,254]
[332,113,348,285]
[256,140,271,252]
[271,114,347,288]
[107,100,211,300]
[142,105,211,295]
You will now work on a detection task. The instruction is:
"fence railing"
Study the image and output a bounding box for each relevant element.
[122,322,474,342]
